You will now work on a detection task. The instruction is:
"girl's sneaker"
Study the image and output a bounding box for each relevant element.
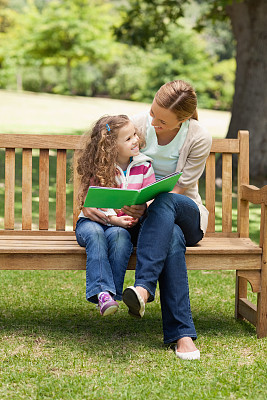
[98,292,119,316]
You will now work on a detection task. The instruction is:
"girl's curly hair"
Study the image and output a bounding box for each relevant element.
[76,114,145,209]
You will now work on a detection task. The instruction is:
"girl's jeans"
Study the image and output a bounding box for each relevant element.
[135,192,203,344]
[75,217,133,303]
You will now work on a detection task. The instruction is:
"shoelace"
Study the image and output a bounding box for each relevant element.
[99,293,111,304]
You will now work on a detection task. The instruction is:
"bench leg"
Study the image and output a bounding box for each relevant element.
[235,272,247,320]
[256,267,267,338]
[235,270,267,338]
[256,292,267,338]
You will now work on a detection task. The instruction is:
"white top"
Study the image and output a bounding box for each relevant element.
[142,116,189,180]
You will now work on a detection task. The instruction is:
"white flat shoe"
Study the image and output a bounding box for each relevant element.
[175,345,200,360]
[122,286,145,318]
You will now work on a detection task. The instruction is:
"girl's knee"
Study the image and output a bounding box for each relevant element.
[106,226,131,242]
[76,221,105,245]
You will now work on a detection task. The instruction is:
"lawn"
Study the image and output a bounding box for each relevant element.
[0,90,266,400]
[0,89,230,137]
[0,269,266,400]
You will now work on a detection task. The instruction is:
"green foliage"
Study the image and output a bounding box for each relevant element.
[0,0,236,110]
[113,0,243,48]
[1,0,114,93]
[114,0,185,48]
[105,25,235,110]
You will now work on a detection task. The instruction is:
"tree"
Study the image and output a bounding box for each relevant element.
[15,0,113,93]
[114,0,267,179]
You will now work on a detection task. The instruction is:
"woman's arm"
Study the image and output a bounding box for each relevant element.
[82,207,110,225]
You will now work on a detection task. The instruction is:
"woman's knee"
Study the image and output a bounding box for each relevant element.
[151,192,186,212]
[169,224,186,253]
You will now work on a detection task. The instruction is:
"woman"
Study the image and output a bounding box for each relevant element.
[82,80,212,360]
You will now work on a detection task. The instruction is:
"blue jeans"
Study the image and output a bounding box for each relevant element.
[75,217,133,303]
[135,193,203,344]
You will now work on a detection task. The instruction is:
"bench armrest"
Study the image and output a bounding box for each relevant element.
[240,184,267,205]
[241,184,267,249]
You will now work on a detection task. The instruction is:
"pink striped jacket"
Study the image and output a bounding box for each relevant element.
[115,153,155,190]
[79,153,155,219]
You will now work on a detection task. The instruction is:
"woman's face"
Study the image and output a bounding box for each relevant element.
[150,99,186,135]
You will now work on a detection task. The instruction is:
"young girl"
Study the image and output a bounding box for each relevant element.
[75,115,155,316]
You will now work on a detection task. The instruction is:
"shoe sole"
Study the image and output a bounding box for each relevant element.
[122,287,145,318]
[174,346,200,360]
[101,304,118,317]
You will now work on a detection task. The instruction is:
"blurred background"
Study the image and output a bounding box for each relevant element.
[0,0,266,179]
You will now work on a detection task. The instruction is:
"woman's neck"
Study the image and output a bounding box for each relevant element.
[156,126,181,145]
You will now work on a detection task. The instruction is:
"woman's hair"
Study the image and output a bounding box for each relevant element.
[155,80,198,121]
[76,114,144,209]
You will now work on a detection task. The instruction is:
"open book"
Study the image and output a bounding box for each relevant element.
[83,171,182,209]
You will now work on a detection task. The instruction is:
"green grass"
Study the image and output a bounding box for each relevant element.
[0,270,266,400]
[0,91,265,399]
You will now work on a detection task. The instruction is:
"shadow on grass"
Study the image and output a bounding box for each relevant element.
[0,299,256,360]
[194,312,256,337]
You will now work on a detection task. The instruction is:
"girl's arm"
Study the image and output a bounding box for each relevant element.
[109,215,139,228]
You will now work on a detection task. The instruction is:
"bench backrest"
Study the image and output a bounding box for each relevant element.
[0,131,250,236]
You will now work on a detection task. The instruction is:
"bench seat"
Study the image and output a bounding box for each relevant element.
[0,232,261,271]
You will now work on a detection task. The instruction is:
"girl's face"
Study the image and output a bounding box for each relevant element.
[150,99,187,135]
[116,121,140,165]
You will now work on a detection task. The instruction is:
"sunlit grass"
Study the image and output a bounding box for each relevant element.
[0,269,266,400]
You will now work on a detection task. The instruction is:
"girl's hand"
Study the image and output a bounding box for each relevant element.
[82,207,110,225]
[109,215,138,228]
[129,218,139,227]
[120,203,147,219]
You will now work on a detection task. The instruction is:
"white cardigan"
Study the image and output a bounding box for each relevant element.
[131,113,212,234]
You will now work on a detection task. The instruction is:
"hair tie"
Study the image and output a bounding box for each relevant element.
[106,123,111,132]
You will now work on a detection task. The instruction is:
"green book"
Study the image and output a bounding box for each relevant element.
[83,171,182,209]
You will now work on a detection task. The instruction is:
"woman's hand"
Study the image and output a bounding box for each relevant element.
[82,207,110,225]
[170,185,186,195]
[120,203,147,219]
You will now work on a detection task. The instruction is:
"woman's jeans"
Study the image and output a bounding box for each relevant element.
[75,217,133,303]
[135,192,203,344]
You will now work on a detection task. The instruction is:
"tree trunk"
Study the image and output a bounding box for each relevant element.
[225,0,267,181]
[66,58,72,94]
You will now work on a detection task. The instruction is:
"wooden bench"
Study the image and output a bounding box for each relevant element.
[0,131,266,338]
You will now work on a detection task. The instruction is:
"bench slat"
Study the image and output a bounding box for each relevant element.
[210,139,239,153]
[0,134,83,150]
[222,153,233,232]
[22,149,32,230]
[4,148,15,229]
[72,150,80,229]
[56,150,66,231]
[39,149,50,230]
[0,236,261,254]
[238,131,250,237]
[205,153,216,233]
